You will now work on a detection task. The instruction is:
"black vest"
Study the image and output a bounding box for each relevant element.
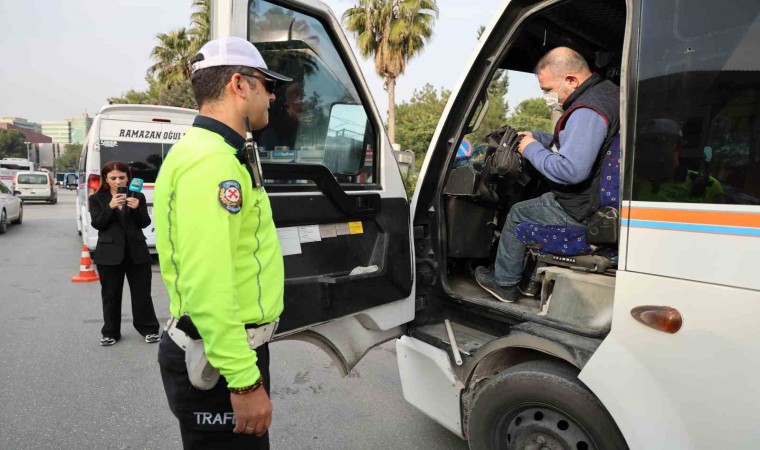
[551,74,620,222]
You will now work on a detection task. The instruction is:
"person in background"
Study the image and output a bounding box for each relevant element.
[88,160,160,346]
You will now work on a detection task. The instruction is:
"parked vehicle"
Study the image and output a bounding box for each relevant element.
[64,172,78,190]
[0,158,35,172]
[0,181,23,234]
[212,0,760,449]
[0,158,35,191]
[76,104,197,249]
[0,168,13,191]
[55,173,65,187]
[13,171,57,204]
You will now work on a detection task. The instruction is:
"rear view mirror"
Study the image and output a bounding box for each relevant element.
[323,103,368,175]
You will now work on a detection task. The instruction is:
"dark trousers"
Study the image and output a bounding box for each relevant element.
[97,250,159,339]
[158,333,271,449]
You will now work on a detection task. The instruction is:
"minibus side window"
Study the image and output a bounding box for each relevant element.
[632,0,760,205]
[248,1,377,185]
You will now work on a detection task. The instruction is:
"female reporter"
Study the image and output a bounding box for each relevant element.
[89,161,160,346]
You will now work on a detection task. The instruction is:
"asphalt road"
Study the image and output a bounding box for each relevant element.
[0,189,468,450]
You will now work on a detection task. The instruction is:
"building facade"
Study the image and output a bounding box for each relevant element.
[41,113,92,144]
[41,121,71,144]
[0,123,52,144]
[70,115,92,144]
[0,117,42,134]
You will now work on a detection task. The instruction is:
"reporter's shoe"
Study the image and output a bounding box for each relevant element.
[475,266,520,303]
[144,334,160,344]
[519,279,542,297]
[100,337,118,346]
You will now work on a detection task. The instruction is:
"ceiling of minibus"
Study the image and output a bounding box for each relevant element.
[501,0,627,78]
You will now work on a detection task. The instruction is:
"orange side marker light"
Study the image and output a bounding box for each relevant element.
[631,306,683,334]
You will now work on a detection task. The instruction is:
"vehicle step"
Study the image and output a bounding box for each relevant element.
[411,322,497,357]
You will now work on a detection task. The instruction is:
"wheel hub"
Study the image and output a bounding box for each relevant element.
[503,407,594,450]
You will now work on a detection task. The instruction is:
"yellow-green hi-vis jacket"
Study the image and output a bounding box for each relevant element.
[154,120,284,388]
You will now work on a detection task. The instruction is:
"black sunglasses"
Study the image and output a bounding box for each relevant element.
[240,72,278,94]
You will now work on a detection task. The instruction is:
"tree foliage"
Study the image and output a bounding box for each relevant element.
[507,98,552,133]
[189,0,211,53]
[109,0,208,108]
[148,28,193,87]
[394,83,449,196]
[56,144,83,172]
[0,129,27,159]
[468,69,510,145]
[343,0,439,143]
[395,83,449,156]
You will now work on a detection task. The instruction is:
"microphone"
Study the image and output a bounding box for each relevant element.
[128,178,144,197]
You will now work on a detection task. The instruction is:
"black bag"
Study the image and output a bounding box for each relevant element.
[484,124,523,176]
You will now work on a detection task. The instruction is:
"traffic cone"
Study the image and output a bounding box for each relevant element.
[72,245,100,282]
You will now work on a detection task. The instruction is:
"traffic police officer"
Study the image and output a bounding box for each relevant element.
[154,36,291,449]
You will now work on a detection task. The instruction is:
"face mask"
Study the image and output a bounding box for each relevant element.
[543,90,560,110]
[544,81,568,112]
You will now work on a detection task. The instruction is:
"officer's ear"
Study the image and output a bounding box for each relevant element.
[230,73,249,98]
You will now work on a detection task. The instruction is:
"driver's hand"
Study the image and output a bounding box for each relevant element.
[517,132,536,154]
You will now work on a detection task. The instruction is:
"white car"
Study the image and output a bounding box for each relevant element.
[0,181,23,234]
[14,171,57,204]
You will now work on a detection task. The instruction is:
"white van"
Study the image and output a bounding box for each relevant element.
[76,104,197,251]
[0,158,36,190]
[13,171,57,203]
[209,1,760,449]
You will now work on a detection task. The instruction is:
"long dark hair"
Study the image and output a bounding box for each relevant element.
[97,161,132,193]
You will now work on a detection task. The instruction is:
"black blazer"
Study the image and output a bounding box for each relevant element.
[88,191,152,265]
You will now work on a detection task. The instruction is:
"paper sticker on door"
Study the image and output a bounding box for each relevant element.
[277,227,302,256]
[348,222,363,234]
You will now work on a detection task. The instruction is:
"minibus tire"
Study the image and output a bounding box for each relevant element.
[0,209,7,234]
[468,359,627,450]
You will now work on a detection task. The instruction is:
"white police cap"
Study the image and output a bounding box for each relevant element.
[190,37,292,82]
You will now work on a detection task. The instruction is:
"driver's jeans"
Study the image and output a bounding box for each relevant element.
[494,192,584,286]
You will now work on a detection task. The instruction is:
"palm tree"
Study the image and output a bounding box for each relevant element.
[189,0,210,53]
[343,0,438,144]
[148,28,193,87]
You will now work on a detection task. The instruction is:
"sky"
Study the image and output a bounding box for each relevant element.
[0,0,541,124]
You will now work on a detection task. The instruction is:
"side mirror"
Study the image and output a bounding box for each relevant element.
[323,103,368,175]
[13,190,21,196]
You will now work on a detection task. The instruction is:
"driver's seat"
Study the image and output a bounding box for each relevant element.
[514,135,620,273]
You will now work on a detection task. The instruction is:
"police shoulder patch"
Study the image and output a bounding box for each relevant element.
[218,180,242,214]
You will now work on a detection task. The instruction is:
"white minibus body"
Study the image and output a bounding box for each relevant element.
[76,104,197,251]
[206,1,760,448]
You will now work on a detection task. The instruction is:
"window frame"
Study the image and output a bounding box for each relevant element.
[247,0,383,192]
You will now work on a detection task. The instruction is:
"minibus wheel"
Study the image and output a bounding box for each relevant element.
[468,359,627,450]
[0,209,7,234]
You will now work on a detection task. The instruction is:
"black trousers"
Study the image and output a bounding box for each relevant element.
[158,333,271,449]
[97,250,159,339]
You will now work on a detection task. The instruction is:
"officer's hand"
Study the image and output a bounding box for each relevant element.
[125,197,139,209]
[231,387,272,436]
[517,131,536,154]
[109,194,126,209]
